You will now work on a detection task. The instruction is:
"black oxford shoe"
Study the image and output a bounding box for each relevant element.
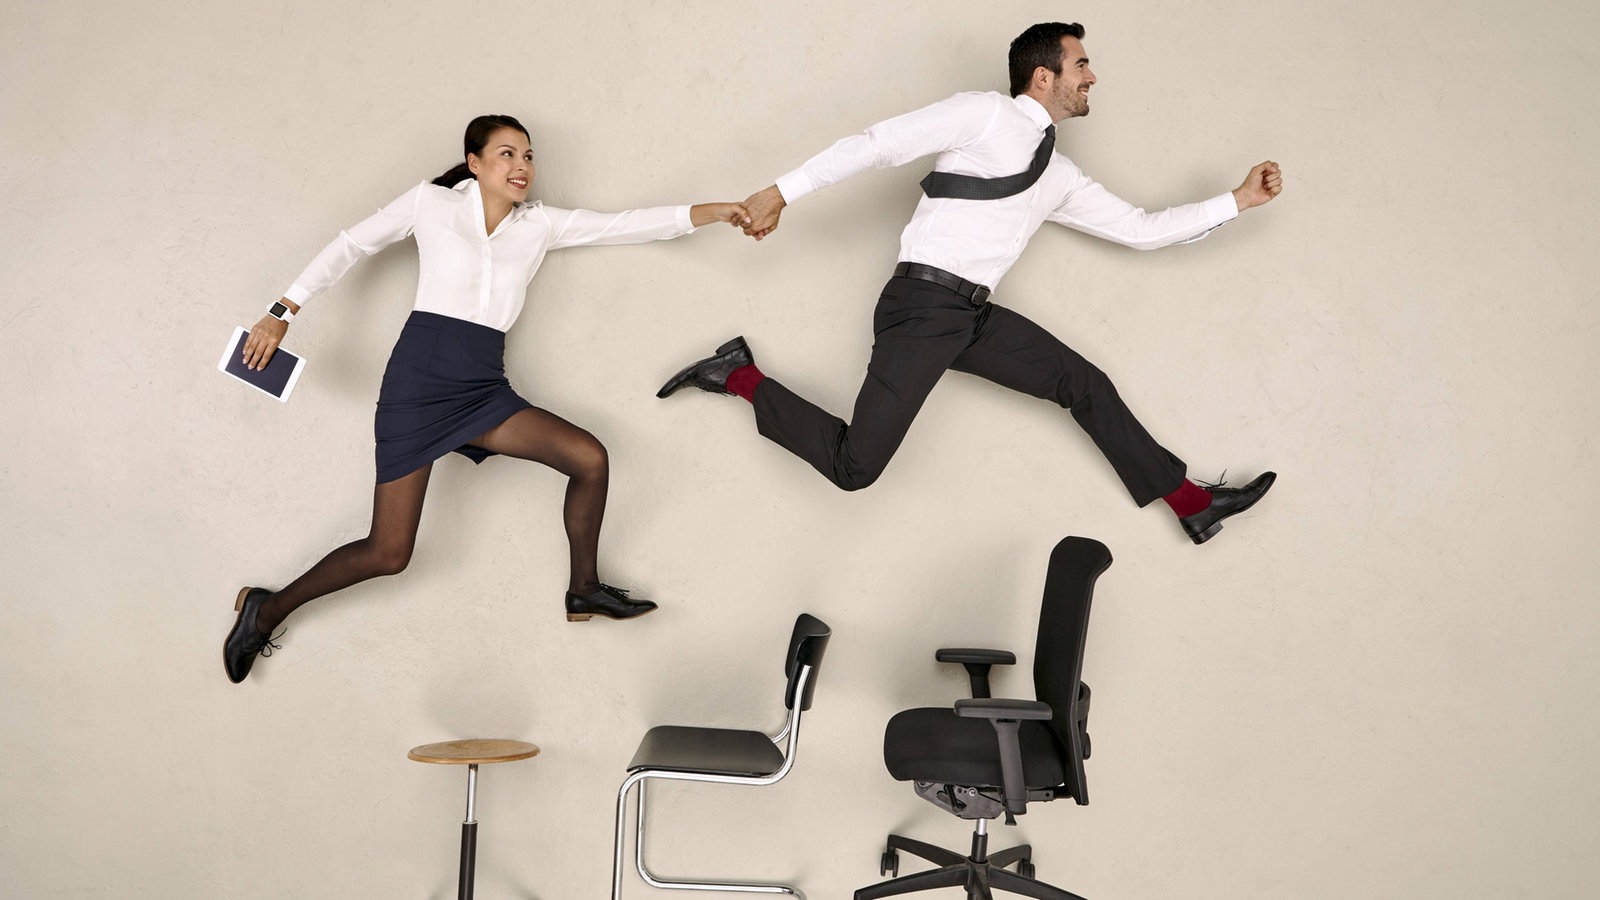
[1180,471,1277,545]
[566,584,659,622]
[224,587,281,683]
[656,336,753,398]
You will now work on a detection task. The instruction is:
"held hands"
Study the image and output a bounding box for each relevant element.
[740,185,786,240]
[1232,161,1283,211]
[242,301,296,370]
[690,202,753,229]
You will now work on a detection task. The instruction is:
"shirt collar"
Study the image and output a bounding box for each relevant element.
[1012,94,1055,131]
[458,177,532,229]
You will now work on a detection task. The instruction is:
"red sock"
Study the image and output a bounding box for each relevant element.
[725,364,765,403]
[1162,479,1212,518]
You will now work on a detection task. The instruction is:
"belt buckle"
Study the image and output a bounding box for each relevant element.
[969,284,992,307]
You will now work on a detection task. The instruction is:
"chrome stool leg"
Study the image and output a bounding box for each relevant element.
[459,763,478,900]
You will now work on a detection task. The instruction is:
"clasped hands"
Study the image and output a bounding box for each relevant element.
[696,186,786,240]
[697,186,786,240]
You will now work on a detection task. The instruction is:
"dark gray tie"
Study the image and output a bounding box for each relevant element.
[920,125,1056,200]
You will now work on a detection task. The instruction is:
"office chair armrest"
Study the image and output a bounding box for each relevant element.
[937,648,1016,699]
[955,699,1052,818]
[936,648,1016,666]
[954,699,1052,720]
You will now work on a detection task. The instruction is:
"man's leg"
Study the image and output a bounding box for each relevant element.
[753,279,979,491]
[949,303,1186,506]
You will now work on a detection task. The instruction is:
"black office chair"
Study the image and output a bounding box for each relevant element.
[855,536,1112,900]
[611,613,832,900]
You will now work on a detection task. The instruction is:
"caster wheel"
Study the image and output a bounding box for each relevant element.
[1018,861,1036,879]
[881,850,900,877]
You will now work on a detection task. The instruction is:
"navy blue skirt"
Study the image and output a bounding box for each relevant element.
[374,311,533,484]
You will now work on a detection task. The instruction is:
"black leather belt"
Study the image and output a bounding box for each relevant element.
[892,262,992,307]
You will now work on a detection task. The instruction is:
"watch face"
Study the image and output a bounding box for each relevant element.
[270,302,289,318]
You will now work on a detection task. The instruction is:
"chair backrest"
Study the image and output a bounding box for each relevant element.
[1032,536,1113,804]
[782,613,832,711]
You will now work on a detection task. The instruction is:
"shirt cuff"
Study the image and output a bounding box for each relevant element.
[1204,192,1240,226]
[774,169,815,205]
[675,204,696,234]
[283,283,313,306]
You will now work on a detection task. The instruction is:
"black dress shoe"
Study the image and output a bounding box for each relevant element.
[224,587,282,683]
[565,584,659,622]
[656,336,753,398]
[1179,471,1277,545]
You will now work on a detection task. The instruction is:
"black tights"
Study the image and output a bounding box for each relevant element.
[255,407,609,633]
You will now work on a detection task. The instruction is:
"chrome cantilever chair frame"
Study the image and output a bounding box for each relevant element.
[610,665,814,900]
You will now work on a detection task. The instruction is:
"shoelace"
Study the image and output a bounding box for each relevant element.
[1196,470,1229,491]
[249,629,286,657]
[598,584,629,598]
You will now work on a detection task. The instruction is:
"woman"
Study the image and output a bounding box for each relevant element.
[223,114,749,683]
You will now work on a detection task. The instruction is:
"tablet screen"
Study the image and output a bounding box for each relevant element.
[217,326,306,401]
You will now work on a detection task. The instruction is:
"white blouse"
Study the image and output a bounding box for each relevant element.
[284,179,696,332]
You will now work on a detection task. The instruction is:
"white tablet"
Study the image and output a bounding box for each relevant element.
[217,326,307,402]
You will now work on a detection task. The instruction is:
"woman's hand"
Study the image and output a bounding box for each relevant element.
[689,202,753,229]
[242,300,296,370]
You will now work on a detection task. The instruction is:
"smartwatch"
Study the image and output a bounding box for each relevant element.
[269,301,296,323]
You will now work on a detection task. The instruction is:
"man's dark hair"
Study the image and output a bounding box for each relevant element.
[1008,22,1086,97]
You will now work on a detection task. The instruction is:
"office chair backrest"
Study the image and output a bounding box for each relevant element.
[1032,536,1113,804]
[783,613,832,711]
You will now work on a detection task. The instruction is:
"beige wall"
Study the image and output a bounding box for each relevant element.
[3,0,1598,897]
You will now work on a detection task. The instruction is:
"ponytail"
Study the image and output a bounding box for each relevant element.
[429,114,531,189]
[431,161,474,188]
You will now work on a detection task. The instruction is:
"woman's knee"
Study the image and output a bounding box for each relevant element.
[366,539,415,577]
[567,435,609,480]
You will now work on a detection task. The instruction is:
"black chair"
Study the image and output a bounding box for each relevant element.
[855,537,1112,900]
[611,613,832,900]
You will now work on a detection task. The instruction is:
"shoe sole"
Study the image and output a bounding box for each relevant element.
[566,606,659,623]
[656,336,747,398]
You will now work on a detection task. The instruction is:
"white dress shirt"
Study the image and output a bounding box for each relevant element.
[284,179,696,332]
[774,92,1238,291]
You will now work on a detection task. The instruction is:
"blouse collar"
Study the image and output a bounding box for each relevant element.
[456,177,533,234]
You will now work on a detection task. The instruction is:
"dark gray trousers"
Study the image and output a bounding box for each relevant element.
[751,276,1187,505]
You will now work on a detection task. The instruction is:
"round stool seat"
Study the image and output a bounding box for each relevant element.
[409,739,540,765]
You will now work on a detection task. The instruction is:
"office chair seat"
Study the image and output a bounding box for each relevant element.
[854,537,1111,900]
[627,725,787,777]
[614,614,831,900]
[884,708,1066,789]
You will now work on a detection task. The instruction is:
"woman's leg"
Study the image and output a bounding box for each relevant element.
[254,464,433,633]
[469,407,608,594]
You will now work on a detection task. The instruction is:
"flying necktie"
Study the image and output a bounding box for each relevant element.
[920,125,1056,200]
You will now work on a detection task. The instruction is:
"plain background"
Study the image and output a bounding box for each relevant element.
[3,1,1598,897]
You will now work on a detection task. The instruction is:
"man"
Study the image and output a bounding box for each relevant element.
[658,22,1281,544]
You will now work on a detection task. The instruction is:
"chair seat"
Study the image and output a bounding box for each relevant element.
[883,708,1066,789]
[627,725,786,777]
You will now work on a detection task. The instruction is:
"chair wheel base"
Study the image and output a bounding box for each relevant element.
[881,850,899,877]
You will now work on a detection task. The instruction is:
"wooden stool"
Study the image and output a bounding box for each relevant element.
[409,739,540,900]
